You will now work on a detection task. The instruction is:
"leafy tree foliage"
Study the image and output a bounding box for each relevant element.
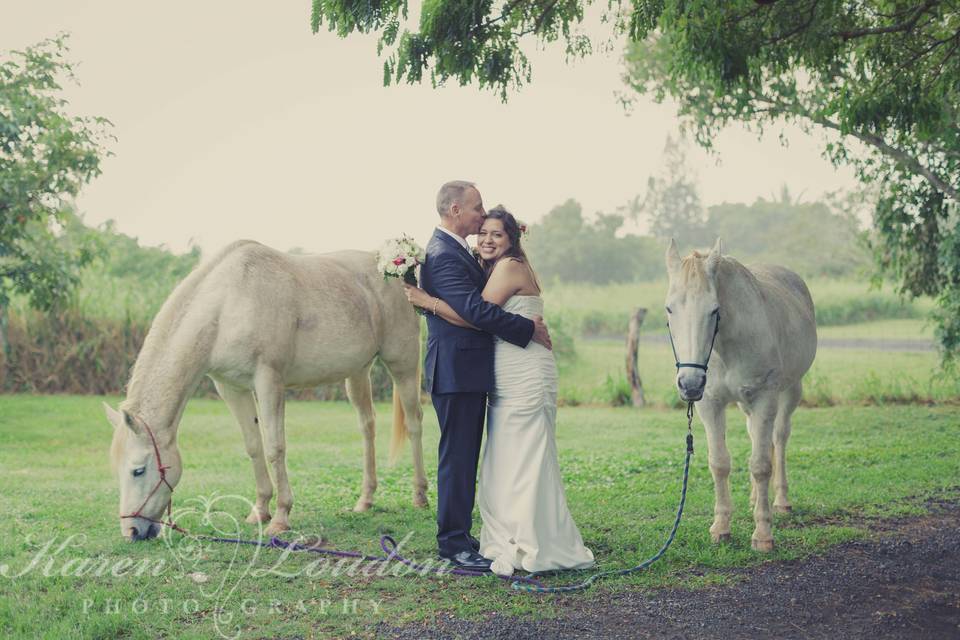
[311,0,594,99]
[0,36,112,355]
[90,220,200,284]
[311,0,960,361]
[527,190,869,284]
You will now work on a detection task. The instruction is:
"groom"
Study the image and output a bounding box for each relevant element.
[421,180,552,571]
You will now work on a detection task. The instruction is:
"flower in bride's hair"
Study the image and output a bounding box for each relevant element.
[517,221,529,238]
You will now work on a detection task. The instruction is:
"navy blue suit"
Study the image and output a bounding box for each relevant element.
[421,228,534,555]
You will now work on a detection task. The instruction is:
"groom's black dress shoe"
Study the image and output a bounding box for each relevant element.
[440,550,492,572]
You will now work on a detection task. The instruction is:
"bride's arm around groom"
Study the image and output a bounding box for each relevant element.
[407,257,541,332]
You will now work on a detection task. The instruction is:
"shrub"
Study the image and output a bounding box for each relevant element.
[0,307,400,401]
[801,369,835,407]
[1,308,145,394]
[814,295,923,326]
[558,384,585,407]
[545,314,577,361]
[601,373,633,407]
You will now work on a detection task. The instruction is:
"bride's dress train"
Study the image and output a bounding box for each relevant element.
[478,295,594,576]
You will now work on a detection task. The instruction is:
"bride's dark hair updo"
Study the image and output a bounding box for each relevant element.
[481,205,540,289]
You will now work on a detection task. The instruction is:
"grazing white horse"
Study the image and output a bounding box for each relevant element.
[104,240,427,540]
[665,239,817,551]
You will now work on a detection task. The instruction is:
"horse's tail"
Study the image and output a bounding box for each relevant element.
[389,359,421,464]
[389,387,406,464]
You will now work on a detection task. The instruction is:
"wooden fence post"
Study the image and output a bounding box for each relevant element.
[625,307,647,407]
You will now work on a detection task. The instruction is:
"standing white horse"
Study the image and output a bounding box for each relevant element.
[104,240,427,540]
[665,239,817,551]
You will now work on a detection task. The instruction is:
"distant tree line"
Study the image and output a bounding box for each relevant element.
[523,199,662,285]
[92,219,201,286]
[525,138,871,286]
[524,194,870,286]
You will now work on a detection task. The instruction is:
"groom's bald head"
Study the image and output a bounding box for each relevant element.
[437,180,485,236]
[436,181,477,217]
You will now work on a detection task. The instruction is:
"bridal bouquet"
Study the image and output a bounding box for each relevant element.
[376,234,424,286]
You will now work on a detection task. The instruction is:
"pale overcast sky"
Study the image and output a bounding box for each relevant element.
[4,1,858,254]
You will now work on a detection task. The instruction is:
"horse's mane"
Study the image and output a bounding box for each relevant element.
[680,251,759,293]
[679,251,710,291]
[122,239,258,408]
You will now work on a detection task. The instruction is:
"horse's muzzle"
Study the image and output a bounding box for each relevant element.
[126,521,160,542]
[677,373,705,402]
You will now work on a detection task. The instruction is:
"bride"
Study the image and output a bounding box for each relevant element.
[405,206,594,576]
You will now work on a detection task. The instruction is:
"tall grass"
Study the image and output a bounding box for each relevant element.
[0,306,401,400]
[0,308,146,394]
[810,278,933,325]
[556,339,959,408]
[543,278,933,337]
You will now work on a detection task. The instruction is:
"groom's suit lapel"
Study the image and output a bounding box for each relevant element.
[433,229,485,281]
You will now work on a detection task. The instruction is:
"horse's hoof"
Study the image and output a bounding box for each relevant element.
[264,521,290,536]
[711,532,732,544]
[751,538,774,552]
[413,495,429,509]
[773,504,793,514]
[246,510,272,524]
[352,500,372,513]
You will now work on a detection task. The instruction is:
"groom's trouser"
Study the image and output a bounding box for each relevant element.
[432,391,487,556]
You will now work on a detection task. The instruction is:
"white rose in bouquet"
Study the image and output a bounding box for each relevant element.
[376,234,425,286]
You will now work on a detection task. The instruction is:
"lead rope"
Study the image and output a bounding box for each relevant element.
[510,401,696,593]
[184,531,546,588]
[125,402,697,594]
[123,415,545,588]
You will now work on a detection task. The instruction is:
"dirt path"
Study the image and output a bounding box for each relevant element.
[379,500,960,639]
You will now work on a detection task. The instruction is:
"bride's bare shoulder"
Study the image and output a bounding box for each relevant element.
[490,257,526,279]
[491,257,540,294]
[491,256,523,271]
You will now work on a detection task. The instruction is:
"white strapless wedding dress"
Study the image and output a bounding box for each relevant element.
[478,295,595,576]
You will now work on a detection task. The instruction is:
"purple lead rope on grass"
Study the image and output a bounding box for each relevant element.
[193,533,545,588]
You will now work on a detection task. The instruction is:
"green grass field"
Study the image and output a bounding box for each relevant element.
[542,278,934,338]
[1,395,957,639]
[558,334,959,408]
[816,318,933,340]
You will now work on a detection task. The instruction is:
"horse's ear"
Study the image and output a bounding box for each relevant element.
[104,402,123,430]
[121,410,143,435]
[706,238,722,275]
[665,238,681,275]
